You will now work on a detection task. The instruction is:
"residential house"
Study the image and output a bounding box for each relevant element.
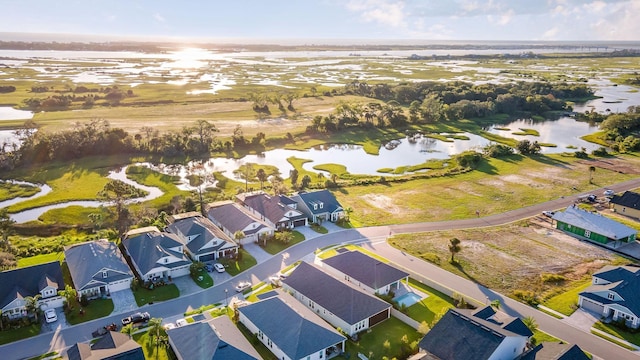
[282,261,391,336]
[579,265,640,329]
[167,212,239,262]
[122,227,191,282]
[64,239,134,300]
[236,192,307,230]
[167,316,262,360]
[0,261,65,319]
[64,331,144,360]
[418,306,532,360]
[321,250,409,295]
[207,200,274,245]
[610,191,640,219]
[238,292,347,360]
[552,205,637,245]
[290,190,344,223]
[516,342,589,360]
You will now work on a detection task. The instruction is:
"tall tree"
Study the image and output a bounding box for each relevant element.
[0,208,15,250]
[236,163,256,192]
[589,165,596,184]
[121,323,134,339]
[58,284,77,310]
[256,168,268,190]
[448,238,462,263]
[24,295,41,322]
[147,317,165,360]
[98,180,137,239]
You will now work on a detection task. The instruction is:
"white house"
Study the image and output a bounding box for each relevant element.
[207,201,274,245]
[167,212,239,262]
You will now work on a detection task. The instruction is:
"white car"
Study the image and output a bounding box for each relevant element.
[176,318,188,327]
[163,323,176,330]
[603,189,615,197]
[214,263,225,273]
[44,308,57,323]
[235,281,252,292]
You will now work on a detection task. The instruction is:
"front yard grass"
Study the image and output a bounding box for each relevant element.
[133,329,174,360]
[405,278,456,325]
[593,321,640,347]
[219,249,257,276]
[263,231,305,255]
[132,284,180,306]
[541,279,592,316]
[0,324,41,345]
[17,252,63,267]
[66,298,114,325]
[192,271,213,289]
[339,317,421,360]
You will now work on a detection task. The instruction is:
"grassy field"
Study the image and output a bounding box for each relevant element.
[218,249,257,276]
[16,252,63,267]
[405,278,456,325]
[388,220,627,301]
[0,181,40,202]
[133,329,173,360]
[133,284,180,306]
[0,324,41,345]
[263,231,305,255]
[541,279,593,316]
[338,317,421,360]
[593,322,640,347]
[66,298,114,325]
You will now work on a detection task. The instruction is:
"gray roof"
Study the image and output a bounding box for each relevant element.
[419,308,530,360]
[64,240,133,291]
[167,316,261,360]
[552,206,637,240]
[0,261,64,309]
[471,306,533,338]
[207,201,268,235]
[167,215,236,256]
[66,331,144,360]
[122,231,191,276]
[581,265,640,316]
[293,190,343,215]
[283,261,391,325]
[239,192,304,225]
[610,191,640,210]
[238,294,346,359]
[516,342,590,360]
[322,251,409,290]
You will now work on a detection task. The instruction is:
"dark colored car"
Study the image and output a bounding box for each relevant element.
[121,312,150,326]
[92,323,118,337]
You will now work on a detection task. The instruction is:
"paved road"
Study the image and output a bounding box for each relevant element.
[2,178,640,359]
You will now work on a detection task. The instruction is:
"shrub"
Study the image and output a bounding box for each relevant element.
[513,289,539,306]
[540,273,567,284]
[80,294,89,307]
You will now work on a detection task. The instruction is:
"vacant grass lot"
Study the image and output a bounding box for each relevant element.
[388,221,627,302]
[133,284,180,306]
[542,279,593,316]
[263,231,305,255]
[66,298,114,325]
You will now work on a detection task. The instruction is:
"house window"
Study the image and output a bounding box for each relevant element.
[608,293,615,300]
[584,230,591,238]
[102,270,108,278]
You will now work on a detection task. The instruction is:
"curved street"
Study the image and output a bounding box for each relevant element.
[2,177,640,359]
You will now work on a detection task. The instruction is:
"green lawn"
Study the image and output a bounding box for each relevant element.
[133,329,174,360]
[17,252,63,267]
[263,231,305,255]
[66,298,114,325]
[339,317,421,360]
[593,321,640,347]
[133,284,180,306]
[532,329,560,343]
[219,249,257,276]
[192,271,213,289]
[0,181,40,201]
[405,279,456,325]
[542,279,592,316]
[0,324,41,345]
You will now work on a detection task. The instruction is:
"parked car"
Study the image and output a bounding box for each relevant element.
[269,275,282,287]
[92,323,118,337]
[235,281,251,292]
[163,323,176,330]
[44,309,57,323]
[214,263,225,273]
[542,211,555,218]
[121,312,150,326]
[604,189,615,197]
[176,318,188,327]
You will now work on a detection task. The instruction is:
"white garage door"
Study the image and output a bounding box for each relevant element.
[108,278,133,293]
[580,297,605,315]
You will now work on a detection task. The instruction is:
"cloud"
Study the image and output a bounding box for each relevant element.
[347,0,407,28]
[153,13,165,22]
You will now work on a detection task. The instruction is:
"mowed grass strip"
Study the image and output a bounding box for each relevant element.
[541,279,592,316]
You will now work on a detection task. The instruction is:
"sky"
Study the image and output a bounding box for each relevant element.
[1,0,639,43]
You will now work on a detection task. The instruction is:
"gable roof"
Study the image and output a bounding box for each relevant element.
[238,294,346,359]
[581,265,640,316]
[552,206,637,240]
[238,192,304,224]
[122,231,190,276]
[167,316,261,360]
[66,331,143,360]
[64,239,133,291]
[283,261,391,325]
[294,190,343,215]
[0,261,64,309]
[322,251,409,289]
[419,308,530,360]
[167,214,236,255]
[471,306,533,338]
[516,342,590,360]
[207,201,269,236]
[610,191,640,210]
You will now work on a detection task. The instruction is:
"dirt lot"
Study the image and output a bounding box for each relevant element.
[389,217,628,299]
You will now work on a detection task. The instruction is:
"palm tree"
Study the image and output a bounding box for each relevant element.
[589,165,596,184]
[147,317,164,360]
[448,238,462,263]
[523,315,538,333]
[344,207,353,221]
[58,284,77,310]
[121,323,134,339]
[490,299,501,310]
[24,295,41,322]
